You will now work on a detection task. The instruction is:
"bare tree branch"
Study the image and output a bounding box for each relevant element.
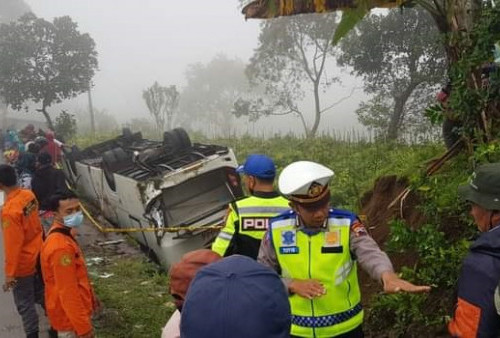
[294,32,316,83]
[320,86,362,114]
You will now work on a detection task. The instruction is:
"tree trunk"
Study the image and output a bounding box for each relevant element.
[88,88,96,137]
[41,106,55,132]
[387,97,404,140]
[0,101,7,130]
[387,85,416,140]
[296,110,309,137]
[309,81,322,138]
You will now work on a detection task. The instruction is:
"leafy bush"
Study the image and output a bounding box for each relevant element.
[54,111,77,141]
[366,153,480,336]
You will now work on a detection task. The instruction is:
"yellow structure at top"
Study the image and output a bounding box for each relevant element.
[243,0,407,19]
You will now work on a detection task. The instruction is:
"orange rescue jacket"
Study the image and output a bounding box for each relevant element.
[1,188,43,277]
[40,222,94,335]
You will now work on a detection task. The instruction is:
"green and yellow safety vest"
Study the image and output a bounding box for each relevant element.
[270,209,363,337]
[212,192,289,259]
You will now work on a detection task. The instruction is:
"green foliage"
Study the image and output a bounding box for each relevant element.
[367,292,431,336]
[240,13,340,137]
[367,154,477,336]
[73,132,121,149]
[368,217,469,336]
[473,140,500,163]
[339,8,446,140]
[387,221,469,287]
[425,103,446,125]
[332,3,369,45]
[0,13,98,129]
[90,257,173,338]
[54,111,77,141]
[355,95,392,133]
[196,134,443,210]
[448,4,500,143]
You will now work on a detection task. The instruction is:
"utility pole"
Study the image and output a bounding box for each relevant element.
[88,83,95,137]
[0,101,7,131]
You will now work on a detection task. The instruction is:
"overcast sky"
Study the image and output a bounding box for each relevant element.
[23,0,364,136]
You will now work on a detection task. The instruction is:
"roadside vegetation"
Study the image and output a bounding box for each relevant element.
[75,132,481,337]
[87,250,174,337]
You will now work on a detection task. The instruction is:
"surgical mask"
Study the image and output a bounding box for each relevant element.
[63,211,84,228]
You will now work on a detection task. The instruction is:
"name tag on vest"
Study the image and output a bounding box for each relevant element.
[279,246,299,254]
[322,230,343,253]
[321,246,343,254]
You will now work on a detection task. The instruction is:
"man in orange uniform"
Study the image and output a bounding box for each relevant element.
[41,191,98,338]
[0,164,44,338]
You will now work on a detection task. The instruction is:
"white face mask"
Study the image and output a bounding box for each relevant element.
[63,211,84,228]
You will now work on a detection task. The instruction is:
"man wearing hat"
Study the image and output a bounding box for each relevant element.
[259,161,430,337]
[448,162,500,337]
[212,154,289,259]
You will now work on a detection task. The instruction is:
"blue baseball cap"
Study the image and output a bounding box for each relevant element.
[236,154,276,179]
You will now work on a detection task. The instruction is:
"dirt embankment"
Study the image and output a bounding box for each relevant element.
[358,175,425,302]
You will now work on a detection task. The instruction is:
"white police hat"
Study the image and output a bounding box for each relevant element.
[278,161,334,204]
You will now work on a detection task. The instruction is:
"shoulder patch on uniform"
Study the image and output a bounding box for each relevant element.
[351,220,368,237]
[60,254,73,267]
[1,219,10,229]
[23,199,38,216]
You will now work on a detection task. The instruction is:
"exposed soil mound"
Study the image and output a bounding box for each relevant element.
[358,175,425,303]
[361,175,425,246]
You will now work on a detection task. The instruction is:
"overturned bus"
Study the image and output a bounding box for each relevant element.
[61,128,243,268]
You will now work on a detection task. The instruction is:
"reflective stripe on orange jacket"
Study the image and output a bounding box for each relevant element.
[40,222,94,335]
[1,188,43,277]
[448,226,500,336]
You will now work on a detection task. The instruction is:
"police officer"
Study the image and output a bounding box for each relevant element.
[212,154,289,259]
[448,162,500,336]
[258,161,430,337]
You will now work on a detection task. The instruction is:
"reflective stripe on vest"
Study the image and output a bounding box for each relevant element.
[217,231,233,241]
[235,196,289,240]
[271,211,364,337]
[291,303,363,328]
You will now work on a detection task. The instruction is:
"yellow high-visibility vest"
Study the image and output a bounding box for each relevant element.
[270,210,363,337]
[212,194,289,258]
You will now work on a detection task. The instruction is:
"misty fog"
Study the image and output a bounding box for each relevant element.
[7,0,366,136]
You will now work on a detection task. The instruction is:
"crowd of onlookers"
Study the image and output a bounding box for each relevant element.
[1,125,62,190]
[1,125,66,231]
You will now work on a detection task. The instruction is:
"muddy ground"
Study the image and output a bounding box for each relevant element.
[77,215,141,263]
[359,175,425,303]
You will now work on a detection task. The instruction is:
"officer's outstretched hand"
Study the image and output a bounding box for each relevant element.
[289,279,326,299]
[381,271,431,293]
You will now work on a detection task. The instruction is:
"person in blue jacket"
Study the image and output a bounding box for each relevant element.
[449,162,500,337]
